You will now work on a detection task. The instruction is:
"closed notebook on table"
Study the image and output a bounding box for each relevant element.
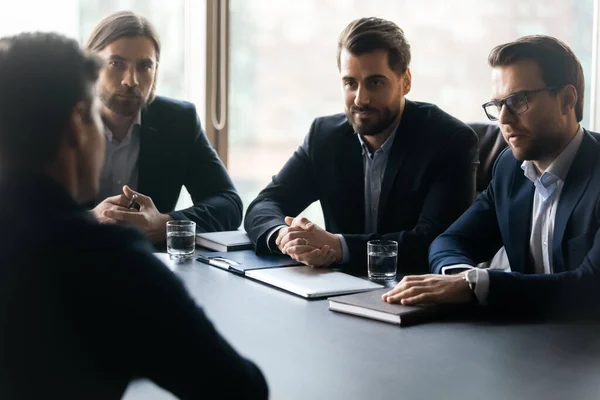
[329,289,440,326]
[245,266,383,299]
[195,230,253,252]
[196,249,301,275]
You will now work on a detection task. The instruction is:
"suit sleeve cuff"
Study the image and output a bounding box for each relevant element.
[266,225,287,253]
[336,234,350,264]
[474,268,490,305]
[168,211,186,221]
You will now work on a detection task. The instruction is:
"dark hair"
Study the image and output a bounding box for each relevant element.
[488,35,585,122]
[86,11,160,102]
[337,17,411,74]
[0,32,103,169]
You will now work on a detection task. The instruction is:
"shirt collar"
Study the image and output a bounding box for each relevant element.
[104,112,142,143]
[356,122,400,157]
[521,125,584,188]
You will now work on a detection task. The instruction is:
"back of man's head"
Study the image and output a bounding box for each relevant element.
[488,35,585,122]
[0,32,103,170]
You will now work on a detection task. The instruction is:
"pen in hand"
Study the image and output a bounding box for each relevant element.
[126,193,139,210]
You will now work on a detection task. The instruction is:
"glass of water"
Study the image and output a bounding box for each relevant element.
[367,240,398,281]
[166,220,196,259]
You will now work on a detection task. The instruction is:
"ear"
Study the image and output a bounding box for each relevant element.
[402,68,412,95]
[559,84,577,116]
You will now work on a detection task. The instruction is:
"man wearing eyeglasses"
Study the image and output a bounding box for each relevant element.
[383,35,600,318]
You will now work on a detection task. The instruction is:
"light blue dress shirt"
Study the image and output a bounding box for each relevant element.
[95,113,142,203]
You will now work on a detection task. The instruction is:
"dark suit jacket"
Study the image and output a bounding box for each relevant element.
[430,130,600,316]
[245,100,479,273]
[111,96,242,232]
[0,173,267,399]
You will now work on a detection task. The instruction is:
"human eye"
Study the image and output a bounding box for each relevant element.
[506,92,527,108]
[368,79,384,90]
[138,61,154,71]
[343,79,357,89]
[108,59,126,69]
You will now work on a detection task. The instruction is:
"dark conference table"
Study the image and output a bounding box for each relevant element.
[124,254,600,400]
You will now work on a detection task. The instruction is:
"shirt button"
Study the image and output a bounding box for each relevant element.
[543,241,548,247]
[117,180,122,185]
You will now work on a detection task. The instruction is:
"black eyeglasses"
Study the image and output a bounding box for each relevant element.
[481,85,562,121]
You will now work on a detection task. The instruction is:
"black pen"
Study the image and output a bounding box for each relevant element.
[126,193,139,209]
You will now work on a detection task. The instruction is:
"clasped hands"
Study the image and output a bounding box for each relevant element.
[275,216,343,267]
[92,185,173,243]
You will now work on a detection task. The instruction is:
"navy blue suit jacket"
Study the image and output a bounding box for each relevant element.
[430,129,600,316]
[117,96,242,232]
[245,100,478,273]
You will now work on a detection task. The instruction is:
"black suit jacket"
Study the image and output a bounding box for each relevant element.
[104,95,243,232]
[245,100,479,273]
[430,130,600,317]
[0,173,267,399]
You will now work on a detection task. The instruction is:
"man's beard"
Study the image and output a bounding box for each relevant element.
[346,105,400,136]
[99,87,145,117]
[504,120,568,163]
[509,134,565,163]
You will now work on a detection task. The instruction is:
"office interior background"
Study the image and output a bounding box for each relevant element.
[1,0,597,227]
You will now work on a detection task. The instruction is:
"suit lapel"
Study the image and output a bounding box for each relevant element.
[137,109,160,196]
[552,131,596,272]
[377,100,415,224]
[508,165,535,273]
[335,124,365,233]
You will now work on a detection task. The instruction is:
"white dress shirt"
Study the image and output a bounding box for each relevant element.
[444,126,584,304]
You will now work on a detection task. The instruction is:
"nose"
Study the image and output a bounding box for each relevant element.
[354,85,370,107]
[121,66,138,88]
[498,103,515,125]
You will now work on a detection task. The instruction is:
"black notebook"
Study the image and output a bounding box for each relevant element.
[329,289,440,326]
[195,230,253,252]
[196,249,301,275]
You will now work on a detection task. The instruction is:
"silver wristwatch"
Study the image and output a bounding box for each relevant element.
[464,268,478,292]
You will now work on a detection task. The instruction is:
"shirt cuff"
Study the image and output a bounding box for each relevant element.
[337,234,349,264]
[440,264,474,275]
[266,225,287,253]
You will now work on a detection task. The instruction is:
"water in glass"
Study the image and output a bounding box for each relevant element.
[167,231,195,258]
